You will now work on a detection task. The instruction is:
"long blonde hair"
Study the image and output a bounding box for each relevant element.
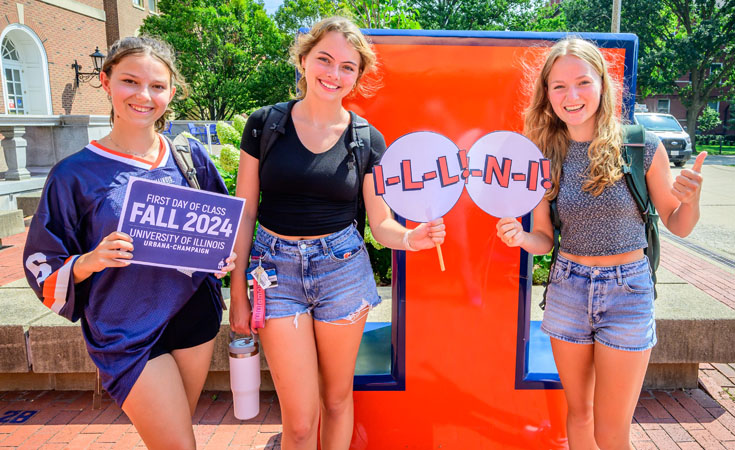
[524,37,623,199]
[289,16,378,99]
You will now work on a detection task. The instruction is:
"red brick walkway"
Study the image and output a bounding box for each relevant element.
[0,228,28,287]
[0,390,283,449]
[5,227,735,448]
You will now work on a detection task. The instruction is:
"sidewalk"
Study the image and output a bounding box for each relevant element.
[3,227,735,448]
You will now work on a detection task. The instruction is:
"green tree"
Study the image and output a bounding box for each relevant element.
[409,0,541,31]
[274,0,345,36]
[697,106,722,134]
[345,0,421,29]
[140,0,292,120]
[640,0,735,149]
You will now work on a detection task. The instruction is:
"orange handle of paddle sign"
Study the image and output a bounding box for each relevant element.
[436,243,445,271]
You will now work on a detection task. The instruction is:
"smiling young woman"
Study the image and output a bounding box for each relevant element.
[496,37,707,449]
[23,36,235,450]
[229,16,446,450]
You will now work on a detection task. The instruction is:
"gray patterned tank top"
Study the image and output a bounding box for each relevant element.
[557,131,659,256]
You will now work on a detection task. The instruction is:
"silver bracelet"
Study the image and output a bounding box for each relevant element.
[403,230,417,251]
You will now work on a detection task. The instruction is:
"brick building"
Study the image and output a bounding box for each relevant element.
[639,69,733,136]
[0,0,158,117]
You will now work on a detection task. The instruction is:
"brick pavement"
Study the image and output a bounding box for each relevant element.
[4,226,735,447]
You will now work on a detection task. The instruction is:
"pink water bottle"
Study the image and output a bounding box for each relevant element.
[229,335,260,420]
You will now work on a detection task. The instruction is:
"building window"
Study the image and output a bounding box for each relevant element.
[148,0,157,12]
[2,38,25,114]
[708,101,720,113]
[132,0,144,8]
[657,99,670,114]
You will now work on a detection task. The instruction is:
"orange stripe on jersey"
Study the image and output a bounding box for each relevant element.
[91,136,165,167]
[41,256,75,311]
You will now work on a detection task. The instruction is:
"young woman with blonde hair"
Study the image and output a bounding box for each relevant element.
[497,37,706,449]
[229,16,445,450]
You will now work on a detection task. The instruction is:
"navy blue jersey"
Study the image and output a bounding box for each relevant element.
[23,136,227,405]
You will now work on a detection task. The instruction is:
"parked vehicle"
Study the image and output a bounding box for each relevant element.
[633,113,692,167]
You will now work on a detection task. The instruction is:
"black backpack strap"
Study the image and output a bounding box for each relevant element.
[621,124,660,297]
[621,124,648,213]
[349,111,371,238]
[258,100,297,175]
[166,134,200,189]
[540,197,562,310]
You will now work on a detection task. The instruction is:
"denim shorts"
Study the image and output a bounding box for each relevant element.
[247,224,382,324]
[540,254,657,352]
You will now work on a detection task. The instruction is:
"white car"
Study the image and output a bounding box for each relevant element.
[633,113,692,167]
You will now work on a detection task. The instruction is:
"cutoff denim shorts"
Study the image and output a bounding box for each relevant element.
[247,224,382,324]
[540,254,657,352]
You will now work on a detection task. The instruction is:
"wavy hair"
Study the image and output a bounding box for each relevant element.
[524,37,623,199]
[289,16,378,100]
[102,36,188,132]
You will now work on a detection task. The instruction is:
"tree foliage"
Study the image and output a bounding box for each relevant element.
[697,106,722,134]
[140,0,293,120]
[409,0,541,31]
[645,0,735,147]
[274,0,345,35]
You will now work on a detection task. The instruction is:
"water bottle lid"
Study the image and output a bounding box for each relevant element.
[229,337,258,357]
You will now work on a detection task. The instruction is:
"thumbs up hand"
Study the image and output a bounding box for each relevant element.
[672,152,707,205]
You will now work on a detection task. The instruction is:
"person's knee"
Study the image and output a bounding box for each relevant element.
[321,389,353,417]
[566,404,594,429]
[285,414,319,443]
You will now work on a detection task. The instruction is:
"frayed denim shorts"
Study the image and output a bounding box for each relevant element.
[540,254,657,352]
[247,224,382,325]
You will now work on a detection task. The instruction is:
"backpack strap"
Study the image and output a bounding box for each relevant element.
[348,111,372,238]
[621,124,660,297]
[621,124,649,214]
[540,198,562,310]
[257,100,297,175]
[165,134,200,189]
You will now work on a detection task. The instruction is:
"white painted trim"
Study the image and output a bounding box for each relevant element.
[0,24,53,115]
[16,4,24,25]
[37,0,105,21]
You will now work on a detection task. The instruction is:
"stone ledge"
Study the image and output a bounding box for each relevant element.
[15,192,41,217]
[0,210,24,239]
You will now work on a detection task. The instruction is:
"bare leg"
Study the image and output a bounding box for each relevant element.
[314,307,369,450]
[171,338,216,415]
[258,314,320,450]
[593,344,650,450]
[550,338,598,450]
[121,354,196,450]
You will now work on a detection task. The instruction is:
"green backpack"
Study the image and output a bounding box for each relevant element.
[541,124,660,310]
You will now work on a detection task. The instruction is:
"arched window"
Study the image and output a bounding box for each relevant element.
[2,38,26,114]
[1,25,52,115]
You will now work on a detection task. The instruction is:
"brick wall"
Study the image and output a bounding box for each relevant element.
[108,0,150,44]
[0,1,109,115]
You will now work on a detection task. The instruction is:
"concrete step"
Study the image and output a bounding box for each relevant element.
[15,191,42,217]
[0,209,24,243]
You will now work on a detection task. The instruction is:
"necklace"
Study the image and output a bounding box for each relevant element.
[107,135,159,159]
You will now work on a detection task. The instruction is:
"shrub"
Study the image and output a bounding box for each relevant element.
[233,115,247,135]
[217,121,241,147]
[532,251,553,285]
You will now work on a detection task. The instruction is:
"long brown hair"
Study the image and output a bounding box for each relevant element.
[524,37,623,199]
[289,16,378,100]
[102,36,188,132]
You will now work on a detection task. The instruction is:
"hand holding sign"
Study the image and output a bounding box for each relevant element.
[373,132,460,271]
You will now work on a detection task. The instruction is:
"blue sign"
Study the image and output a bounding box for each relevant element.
[117,177,245,273]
